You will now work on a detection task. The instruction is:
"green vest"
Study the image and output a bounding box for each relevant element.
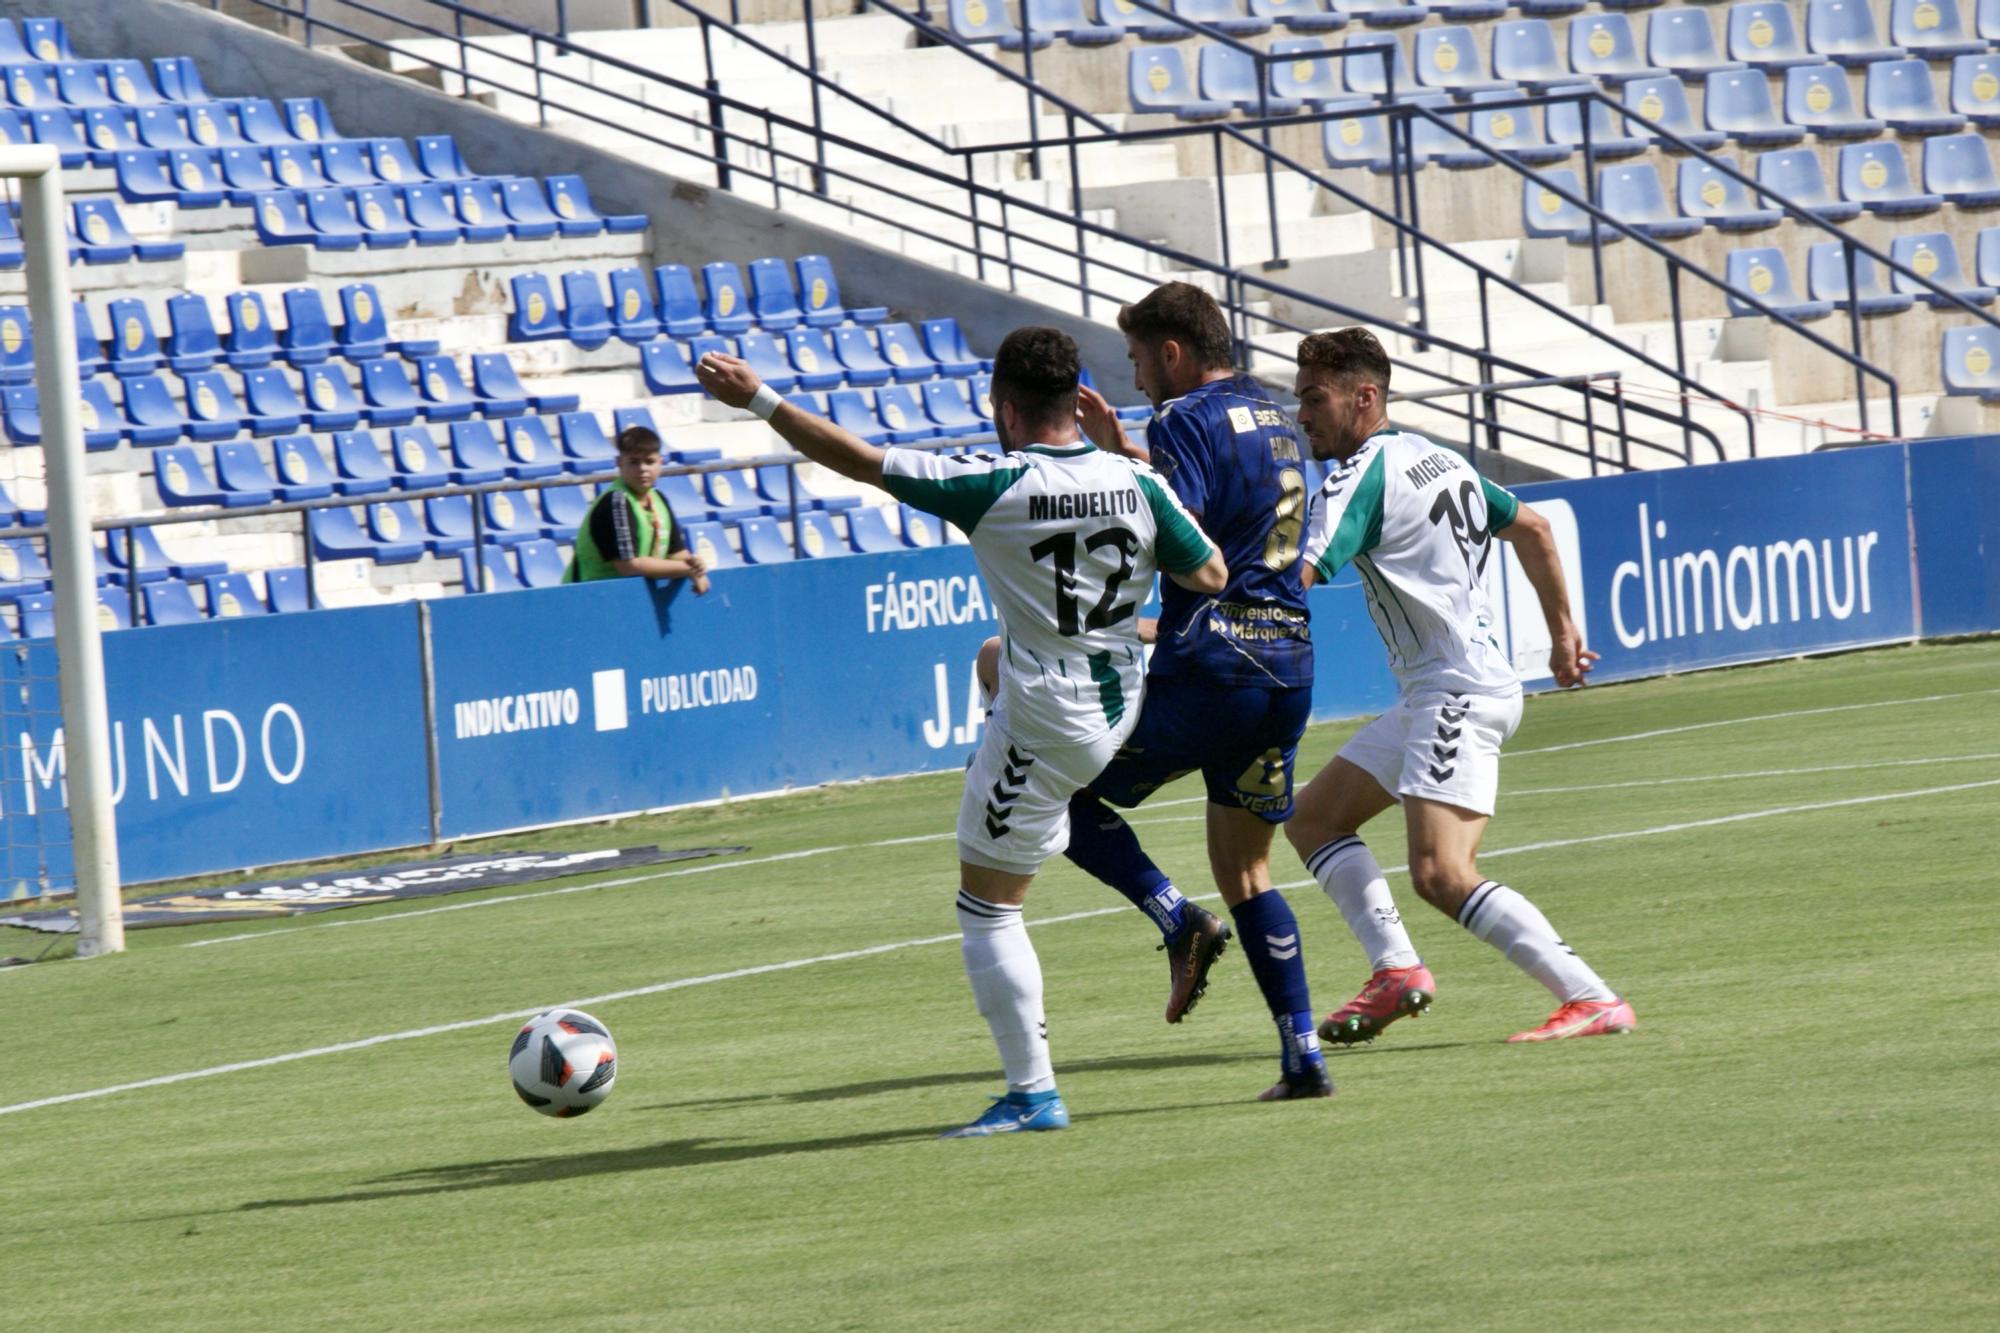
[564,482,678,582]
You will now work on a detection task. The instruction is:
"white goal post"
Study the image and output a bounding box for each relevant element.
[3,146,123,956]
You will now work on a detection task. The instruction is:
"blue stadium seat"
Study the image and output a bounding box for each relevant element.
[1924,130,2000,203]
[1322,98,1396,170]
[1130,47,1231,118]
[876,323,941,382]
[735,516,794,564]
[900,503,949,546]
[168,148,227,207]
[132,105,197,151]
[266,567,313,613]
[1271,39,1344,103]
[1491,21,1571,92]
[451,180,519,241]
[1807,242,1916,312]
[1599,162,1705,238]
[827,390,892,444]
[1200,45,1305,114]
[212,441,283,504]
[1942,324,2000,395]
[1807,0,1905,65]
[1950,53,2000,127]
[0,306,31,385]
[1980,228,2000,289]
[1681,156,1784,228]
[175,372,249,442]
[309,504,424,563]
[296,364,362,430]
[153,446,228,506]
[1648,8,1744,77]
[460,544,524,593]
[1569,14,1666,84]
[219,146,280,199]
[79,199,182,263]
[657,471,719,524]
[559,270,613,350]
[401,183,479,243]
[496,417,562,479]
[509,272,563,342]
[105,298,166,377]
[1784,62,1888,138]
[475,352,573,415]
[1868,57,1967,132]
[832,326,897,387]
[296,188,366,250]
[239,368,309,435]
[923,318,985,376]
[6,65,61,112]
[363,137,424,187]
[755,461,859,514]
[705,467,767,519]
[387,425,455,489]
[1342,33,1412,95]
[1758,146,1864,220]
[22,18,76,62]
[280,287,337,365]
[269,143,329,190]
[793,511,846,559]
[923,379,988,436]
[1179,0,1274,33]
[270,434,338,500]
[71,301,107,377]
[184,101,240,149]
[737,331,801,392]
[1021,0,1123,42]
[794,254,884,327]
[1623,76,1727,150]
[481,490,543,546]
[785,328,846,390]
[701,261,753,334]
[947,0,1057,48]
[1250,0,1348,33]
[640,340,701,396]
[1839,140,1944,211]
[27,108,93,172]
[320,139,377,188]
[557,412,619,473]
[353,185,429,246]
[331,430,398,494]
[1420,0,1505,21]
[1888,231,1995,304]
[607,267,660,343]
[283,97,339,143]
[1545,85,1649,157]
[339,282,434,361]
[493,178,563,240]
[233,99,295,147]
[874,385,940,442]
[516,538,567,588]
[203,573,270,618]
[410,355,481,422]
[109,524,223,582]
[358,358,425,426]
[415,134,475,180]
[1521,167,1595,240]
[679,521,740,571]
[654,263,708,336]
[1413,26,1510,95]
[141,580,203,627]
[77,380,126,448]
[1705,70,1804,146]
[1890,0,1985,57]
[1328,0,1426,27]
[424,496,478,555]
[845,505,903,553]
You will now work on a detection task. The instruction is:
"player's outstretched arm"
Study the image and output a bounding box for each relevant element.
[1076,385,1148,460]
[1168,546,1228,595]
[696,352,887,490]
[1496,502,1599,688]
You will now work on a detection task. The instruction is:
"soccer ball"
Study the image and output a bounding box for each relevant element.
[508,1008,618,1117]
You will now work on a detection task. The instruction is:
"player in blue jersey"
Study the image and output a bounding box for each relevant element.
[1057,282,1329,1100]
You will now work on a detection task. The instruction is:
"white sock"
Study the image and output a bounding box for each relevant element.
[1305,836,1420,972]
[1457,881,1616,1004]
[955,890,1054,1094]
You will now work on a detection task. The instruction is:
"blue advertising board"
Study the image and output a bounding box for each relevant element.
[1907,434,2000,638]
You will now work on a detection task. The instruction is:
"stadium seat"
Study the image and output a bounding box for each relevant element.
[1888,231,1996,304]
[358,358,427,426]
[922,318,985,376]
[178,372,250,442]
[1570,14,1667,85]
[923,379,988,436]
[219,146,281,200]
[1867,58,1968,132]
[352,185,422,247]
[899,503,948,547]
[538,483,591,540]
[705,467,768,521]
[746,257,805,331]
[1950,53,2000,127]
[140,580,202,627]
[1521,167,1596,240]
[1807,0,1905,65]
[832,326,897,387]
[557,411,619,473]
[410,355,481,422]
[701,262,754,335]
[79,199,182,263]
[108,524,223,582]
[1784,62,1888,138]
[269,143,330,191]
[1839,140,1945,211]
[680,521,740,571]
[0,306,30,386]
[152,446,228,506]
[1622,76,1727,150]
[640,341,701,396]
[203,572,270,618]
[299,189,369,250]
[1942,324,2000,395]
[161,294,221,374]
[1807,242,1916,312]
[874,385,940,442]
[460,544,524,593]
[793,255,884,328]
[1492,21,1571,92]
[791,511,845,559]
[1021,0,1123,43]
[415,134,475,180]
[656,470,717,524]
[480,353,573,415]
[132,106,198,151]
[310,503,425,564]
[784,328,846,391]
[233,99,294,147]
[877,323,941,382]
[447,421,511,485]
[1724,251,1829,320]
[1328,0,1426,27]
[1413,26,1510,96]
[827,390,892,444]
[516,538,567,588]
[77,380,126,448]
[736,332,802,393]
[509,272,563,342]
[1680,156,1783,228]
[735,516,794,564]
[1342,33,1412,96]
[452,180,529,240]
[1179,0,1275,34]
[1981,0,2000,42]
[654,263,708,336]
[280,287,337,365]
[1727,2,1817,69]
[1201,45,1305,114]
[331,430,398,494]
[497,416,563,479]
[607,267,660,343]
[22,18,77,62]
[754,462,859,514]
[1322,98,1397,170]
[212,441,283,505]
[947,0,1057,48]
[105,298,166,377]
[1890,0,1985,57]
[1545,86,1649,158]
[548,175,645,235]
[424,496,479,556]
[366,137,424,187]
[25,109,92,173]
[845,504,903,553]
[1648,8,1744,78]
[1923,130,2000,203]
[266,567,313,613]
[1130,47,1231,119]
[270,434,338,500]
[1977,227,2000,287]
[320,140,377,189]
[401,183,476,244]
[1250,0,1348,33]
[239,368,309,435]
[1598,162,1705,238]
[1271,39,1344,104]
[482,490,544,546]
[1758,146,1864,220]
[1704,70,1805,146]
[70,301,108,377]
[387,426,455,489]
[339,283,434,360]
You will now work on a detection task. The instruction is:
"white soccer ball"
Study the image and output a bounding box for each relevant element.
[508,1008,618,1117]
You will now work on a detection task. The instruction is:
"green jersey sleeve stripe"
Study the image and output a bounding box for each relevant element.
[1136,472,1213,575]
[1480,475,1520,532]
[1310,450,1386,582]
[882,459,1026,535]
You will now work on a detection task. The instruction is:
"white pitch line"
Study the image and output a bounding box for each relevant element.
[1508,752,2000,797]
[11,774,1999,1121]
[1508,687,2000,756]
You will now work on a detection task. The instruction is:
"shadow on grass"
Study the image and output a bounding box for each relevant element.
[232,1097,1252,1212]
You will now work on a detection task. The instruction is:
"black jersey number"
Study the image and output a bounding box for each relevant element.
[1030,527,1139,636]
[1427,479,1492,580]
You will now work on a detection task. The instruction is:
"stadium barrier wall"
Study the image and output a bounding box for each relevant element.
[3,439,1995,893]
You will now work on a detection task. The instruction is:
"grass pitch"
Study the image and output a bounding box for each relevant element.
[4,640,1998,1329]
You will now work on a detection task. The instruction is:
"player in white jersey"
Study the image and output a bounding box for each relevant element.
[1282,328,1637,1045]
[696,330,1225,1136]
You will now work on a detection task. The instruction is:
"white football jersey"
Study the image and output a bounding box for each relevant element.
[1303,429,1522,696]
[883,443,1215,744]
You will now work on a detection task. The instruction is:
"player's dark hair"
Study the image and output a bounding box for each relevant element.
[1116,281,1232,371]
[615,425,662,456]
[990,326,1081,433]
[1297,327,1392,392]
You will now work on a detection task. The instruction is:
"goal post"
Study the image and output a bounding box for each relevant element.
[5,146,122,956]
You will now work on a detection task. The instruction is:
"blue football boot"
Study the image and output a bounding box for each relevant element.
[939,1088,1070,1138]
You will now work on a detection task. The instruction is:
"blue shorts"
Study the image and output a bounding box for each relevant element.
[1085,676,1313,823]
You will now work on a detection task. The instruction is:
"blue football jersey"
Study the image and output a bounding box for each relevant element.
[1143,374,1313,688]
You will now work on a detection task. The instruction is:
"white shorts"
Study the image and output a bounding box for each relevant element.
[957,711,1132,876]
[1337,687,1523,817]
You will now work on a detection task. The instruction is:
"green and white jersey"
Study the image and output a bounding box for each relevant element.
[1303,429,1523,696]
[883,442,1216,745]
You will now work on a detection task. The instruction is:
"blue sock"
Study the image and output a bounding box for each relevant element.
[1064,791,1187,940]
[1230,891,1324,1077]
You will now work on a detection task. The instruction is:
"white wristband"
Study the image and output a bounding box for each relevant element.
[747,383,783,421]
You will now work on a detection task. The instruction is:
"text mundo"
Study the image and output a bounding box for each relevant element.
[641,666,758,714]
[865,571,993,634]
[454,689,580,739]
[1609,502,1882,650]
[17,704,306,814]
